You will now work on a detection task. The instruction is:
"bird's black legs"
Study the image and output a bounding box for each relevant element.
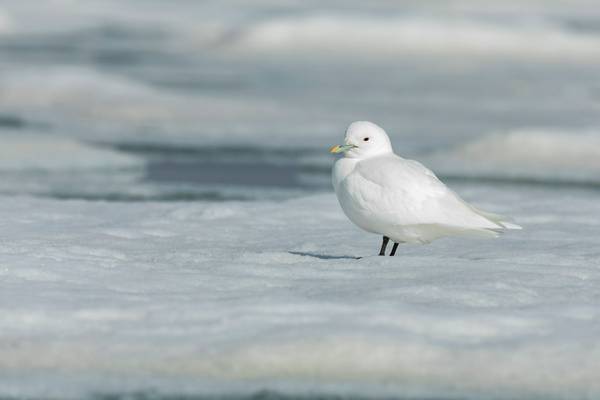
[379,237,401,256]
[389,242,399,256]
[379,236,390,256]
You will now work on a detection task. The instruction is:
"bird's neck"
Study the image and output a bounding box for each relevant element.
[346,148,393,160]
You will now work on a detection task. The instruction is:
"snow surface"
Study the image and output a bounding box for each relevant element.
[1,186,599,399]
[0,134,143,172]
[4,0,600,59]
[427,129,600,184]
[0,8,12,35]
[227,15,600,59]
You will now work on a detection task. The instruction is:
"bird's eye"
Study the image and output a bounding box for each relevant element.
[363,137,369,141]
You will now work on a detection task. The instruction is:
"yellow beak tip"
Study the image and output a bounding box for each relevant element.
[329,145,340,153]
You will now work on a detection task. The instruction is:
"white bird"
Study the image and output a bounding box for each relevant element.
[330,121,521,256]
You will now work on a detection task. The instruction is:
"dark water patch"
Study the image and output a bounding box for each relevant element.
[0,38,79,57]
[86,24,168,41]
[0,391,459,400]
[562,17,600,34]
[83,389,459,400]
[0,23,174,68]
[115,143,331,190]
[148,76,248,93]
[47,191,250,202]
[0,114,27,129]
[147,161,305,188]
[0,40,169,68]
[93,50,146,66]
[111,143,318,161]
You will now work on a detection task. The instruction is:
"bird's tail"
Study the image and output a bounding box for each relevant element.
[471,206,522,230]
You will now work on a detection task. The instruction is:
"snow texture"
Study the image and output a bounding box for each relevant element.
[0,134,143,172]
[427,130,600,184]
[227,15,600,59]
[1,187,599,399]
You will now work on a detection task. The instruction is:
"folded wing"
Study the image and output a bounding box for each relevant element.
[347,155,518,231]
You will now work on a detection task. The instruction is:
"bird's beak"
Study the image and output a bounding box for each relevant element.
[329,144,356,153]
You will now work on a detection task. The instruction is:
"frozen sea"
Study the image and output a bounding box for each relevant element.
[1,1,600,399]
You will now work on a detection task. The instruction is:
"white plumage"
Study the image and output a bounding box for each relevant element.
[330,121,520,250]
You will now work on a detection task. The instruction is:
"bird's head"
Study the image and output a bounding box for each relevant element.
[329,121,393,159]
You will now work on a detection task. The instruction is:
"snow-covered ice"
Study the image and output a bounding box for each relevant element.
[228,14,600,59]
[427,129,600,185]
[1,184,599,399]
[0,133,143,172]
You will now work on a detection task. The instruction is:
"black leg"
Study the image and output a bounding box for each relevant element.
[379,236,390,256]
[390,242,399,256]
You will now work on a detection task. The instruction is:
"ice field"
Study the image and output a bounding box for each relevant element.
[1,0,600,399]
[1,186,600,399]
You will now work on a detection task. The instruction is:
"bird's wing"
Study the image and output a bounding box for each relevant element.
[348,155,503,229]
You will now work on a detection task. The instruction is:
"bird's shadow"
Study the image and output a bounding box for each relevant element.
[288,251,362,260]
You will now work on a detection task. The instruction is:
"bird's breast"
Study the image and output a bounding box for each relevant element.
[331,158,357,192]
[334,169,387,235]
